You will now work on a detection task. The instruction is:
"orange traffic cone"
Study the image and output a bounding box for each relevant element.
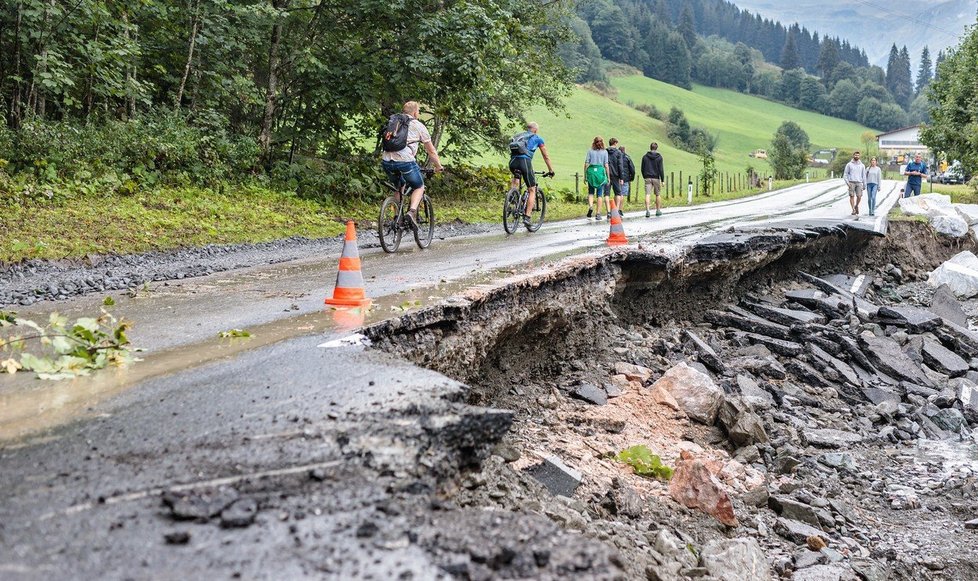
[606,198,628,246]
[325,221,372,308]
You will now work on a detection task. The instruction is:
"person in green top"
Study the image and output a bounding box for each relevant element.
[584,136,610,221]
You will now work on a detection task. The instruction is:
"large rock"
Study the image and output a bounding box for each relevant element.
[774,517,826,544]
[743,301,825,326]
[652,362,725,425]
[684,330,726,373]
[929,251,978,299]
[613,362,652,383]
[527,456,582,497]
[669,452,738,527]
[718,397,768,446]
[876,305,942,333]
[932,214,970,238]
[803,428,862,449]
[737,374,774,409]
[571,383,607,406]
[922,340,969,377]
[955,203,978,225]
[928,284,969,327]
[792,564,855,581]
[898,193,953,218]
[769,495,822,528]
[699,537,771,581]
[954,378,978,423]
[859,334,934,387]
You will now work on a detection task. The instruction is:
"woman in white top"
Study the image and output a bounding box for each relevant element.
[866,157,882,216]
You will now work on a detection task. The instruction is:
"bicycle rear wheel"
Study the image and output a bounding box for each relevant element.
[414,194,435,249]
[379,196,403,253]
[502,188,520,234]
[526,188,547,232]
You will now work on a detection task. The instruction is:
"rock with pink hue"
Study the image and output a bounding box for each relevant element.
[652,362,725,424]
[669,452,739,527]
[614,362,653,383]
[651,383,682,412]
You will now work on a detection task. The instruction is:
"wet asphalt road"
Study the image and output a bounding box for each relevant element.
[0,180,904,578]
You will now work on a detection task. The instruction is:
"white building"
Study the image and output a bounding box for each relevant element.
[876,125,930,162]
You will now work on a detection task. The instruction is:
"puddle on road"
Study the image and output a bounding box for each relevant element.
[0,270,508,443]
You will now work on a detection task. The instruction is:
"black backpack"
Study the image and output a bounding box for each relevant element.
[381,113,413,152]
[509,131,533,156]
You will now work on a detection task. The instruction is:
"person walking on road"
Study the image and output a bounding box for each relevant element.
[641,142,665,218]
[903,153,928,198]
[621,145,636,214]
[584,137,610,221]
[843,151,866,216]
[607,138,625,218]
[866,157,882,216]
[508,122,555,227]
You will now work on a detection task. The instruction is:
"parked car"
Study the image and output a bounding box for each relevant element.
[941,167,966,184]
[749,149,767,159]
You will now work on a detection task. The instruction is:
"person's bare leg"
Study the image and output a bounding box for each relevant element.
[526,186,536,215]
[616,194,623,214]
[510,176,520,192]
[409,186,425,212]
[855,194,862,214]
[655,194,662,212]
[596,196,604,217]
[587,194,594,215]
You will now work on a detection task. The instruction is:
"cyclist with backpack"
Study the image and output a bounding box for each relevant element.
[380,101,444,230]
[509,122,555,227]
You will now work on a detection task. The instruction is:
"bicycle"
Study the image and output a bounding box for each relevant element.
[378,168,436,253]
[503,171,552,234]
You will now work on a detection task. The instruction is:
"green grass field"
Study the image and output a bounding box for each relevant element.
[469,75,876,194]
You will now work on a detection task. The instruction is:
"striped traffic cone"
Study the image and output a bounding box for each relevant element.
[606,198,628,246]
[325,221,372,308]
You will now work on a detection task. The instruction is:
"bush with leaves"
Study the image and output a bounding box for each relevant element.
[769,121,811,180]
[615,445,674,480]
[0,300,137,380]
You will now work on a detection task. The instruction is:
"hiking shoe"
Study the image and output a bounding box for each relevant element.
[655,209,662,217]
[618,209,624,217]
[405,210,419,231]
[522,214,532,227]
[645,210,651,218]
[596,214,604,221]
[586,207,594,219]
[606,212,611,219]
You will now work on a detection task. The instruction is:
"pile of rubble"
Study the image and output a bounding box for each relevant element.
[897,193,978,239]
[459,266,978,580]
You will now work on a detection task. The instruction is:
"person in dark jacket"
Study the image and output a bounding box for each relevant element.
[620,145,636,214]
[641,142,666,217]
[606,138,625,217]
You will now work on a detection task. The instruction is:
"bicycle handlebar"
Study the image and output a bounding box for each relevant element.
[534,171,555,178]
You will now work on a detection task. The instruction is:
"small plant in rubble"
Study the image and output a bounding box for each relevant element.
[0,299,137,380]
[615,445,674,480]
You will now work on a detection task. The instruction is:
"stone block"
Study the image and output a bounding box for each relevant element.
[527,456,582,497]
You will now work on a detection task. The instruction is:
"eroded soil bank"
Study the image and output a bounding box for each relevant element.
[367,220,978,580]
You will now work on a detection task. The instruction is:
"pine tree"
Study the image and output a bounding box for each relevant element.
[817,39,840,81]
[678,5,697,52]
[894,45,914,108]
[916,46,933,94]
[885,44,900,94]
[780,32,800,70]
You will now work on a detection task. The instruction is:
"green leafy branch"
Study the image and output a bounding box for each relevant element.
[0,301,138,380]
[615,445,674,480]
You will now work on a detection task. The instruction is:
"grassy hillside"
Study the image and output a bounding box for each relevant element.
[470,74,874,193]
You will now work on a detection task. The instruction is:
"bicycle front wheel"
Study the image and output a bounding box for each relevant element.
[503,189,520,234]
[414,194,435,249]
[379,196,403,253]
[526,189,547,232]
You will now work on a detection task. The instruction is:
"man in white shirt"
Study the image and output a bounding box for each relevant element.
[381,101,444,229]
[843,151,866,216]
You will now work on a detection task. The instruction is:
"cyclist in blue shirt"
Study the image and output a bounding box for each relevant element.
[509,122,555,226]
[903,153,928,197]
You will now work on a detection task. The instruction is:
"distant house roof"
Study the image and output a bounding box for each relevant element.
[875,125,922,139]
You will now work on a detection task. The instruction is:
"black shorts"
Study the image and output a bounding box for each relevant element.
[609,178,622,195]
[509,157,536,187]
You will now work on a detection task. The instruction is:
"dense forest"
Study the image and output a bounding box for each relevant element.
[0,0,572,191]
[566,0,935,132]
[0,0,948,197]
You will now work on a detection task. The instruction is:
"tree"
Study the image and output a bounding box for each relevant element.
[916,46,933,94]
[827,79,861,120]
[780,32,800,70]
[909,94,931,124]
[921,24,978,175]
[856,97,907,131]
[678,5,697,52]
[798,76,825,110]
[778,68,805,105]
[886,44,913,109]
[817,39,840,80]
[769,121,809,179]
[699,149,718,196]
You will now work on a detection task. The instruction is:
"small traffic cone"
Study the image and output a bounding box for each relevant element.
[606,198,628,246]
[325,221,372,308]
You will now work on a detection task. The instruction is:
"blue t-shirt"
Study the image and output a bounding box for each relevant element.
[514,134,545,159]
[905,161,928,186]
